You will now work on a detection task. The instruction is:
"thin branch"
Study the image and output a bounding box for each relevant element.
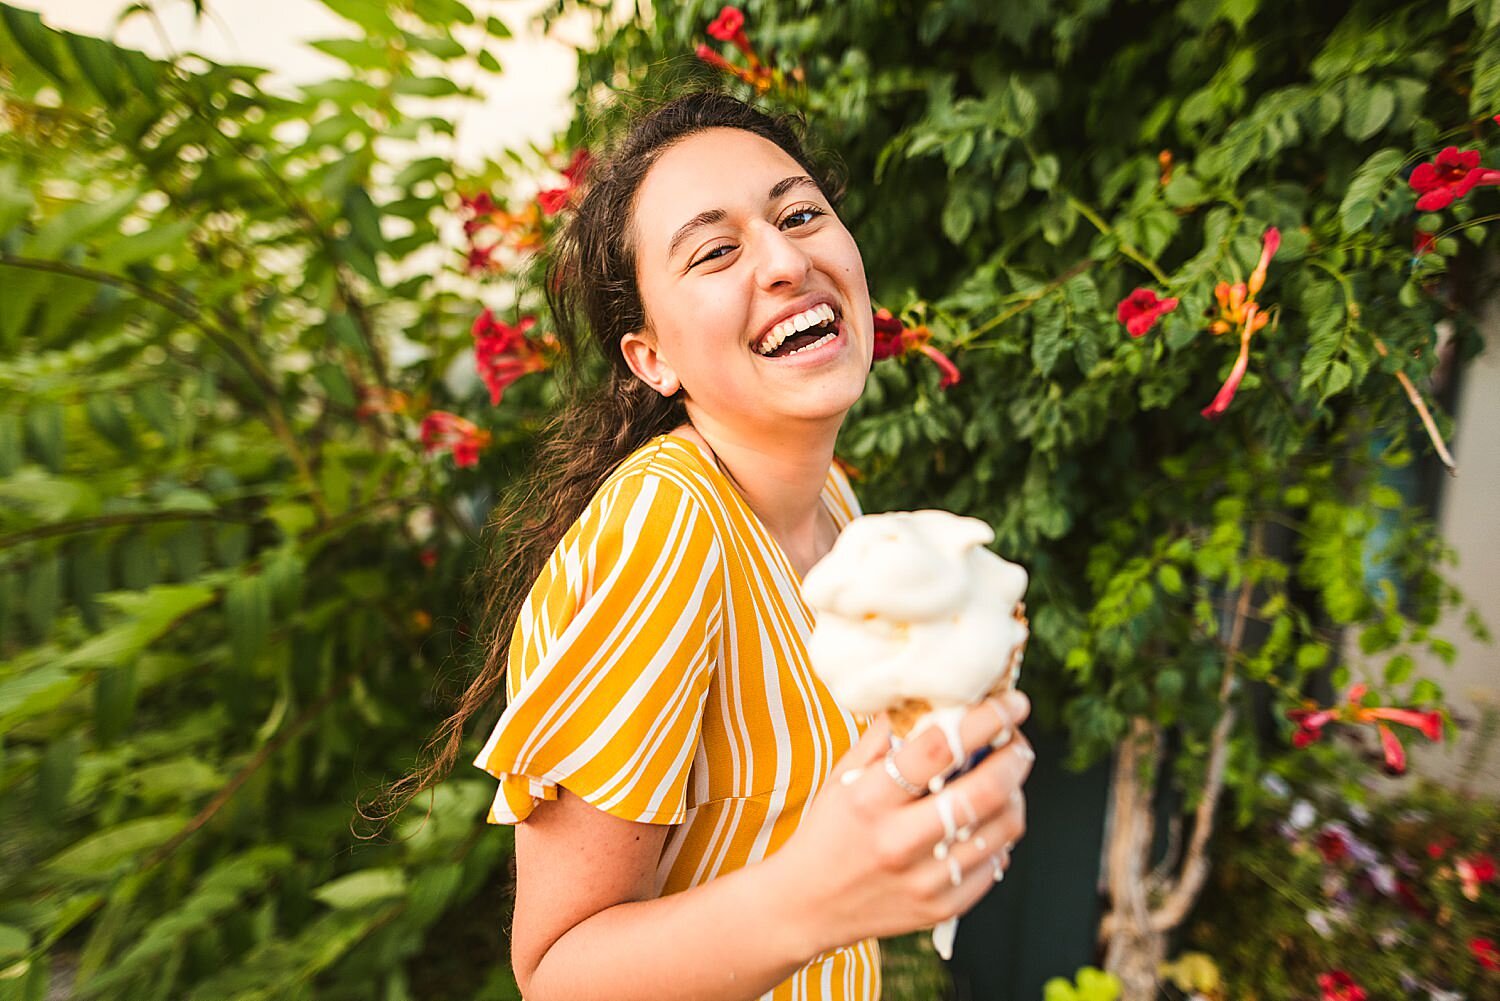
[0,254,276,400]
[1067,196,1172,286]
[141,671,355,869]
[1149,521,1262,932]
[1370,336,1458,475]
[954,258,1093,348]
[0,509,253,550]
[1308,259,1457,476]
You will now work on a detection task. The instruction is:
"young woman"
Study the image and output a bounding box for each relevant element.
[415,92,1033,1000]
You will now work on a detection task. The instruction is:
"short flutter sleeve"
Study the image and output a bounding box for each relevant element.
[472,470,725,826]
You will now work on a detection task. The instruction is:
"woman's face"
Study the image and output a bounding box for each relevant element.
[623,127,873,434]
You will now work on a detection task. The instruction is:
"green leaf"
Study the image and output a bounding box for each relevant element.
[941,190,975,244]
[1030,153,1060,191]
[54,583,217,672]
[1338,147,1402,233]
[24,402,64,471]
[225,574,272,673]
[1156,565,1184,595]
[309,37,390,70]
[312,868,408,909]
[0,924,30,962]
[46,816,187,879]
[392,76,462,98]
[1343,81,1395,140]
[320,0,395,35]
[62,32,127,106]
[1,5,69,85]
[484,15,512,38]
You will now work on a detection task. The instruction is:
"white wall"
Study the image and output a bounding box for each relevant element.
[23,0,578,166]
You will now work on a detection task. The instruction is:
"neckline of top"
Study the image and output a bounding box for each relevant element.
[653,432,842,586]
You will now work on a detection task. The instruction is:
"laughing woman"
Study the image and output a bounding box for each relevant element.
[409,92,1034,1000]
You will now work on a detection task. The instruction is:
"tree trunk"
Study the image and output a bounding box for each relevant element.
[1103,918,1168,1001]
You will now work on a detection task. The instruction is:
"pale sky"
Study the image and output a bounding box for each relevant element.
[21,0,579,167]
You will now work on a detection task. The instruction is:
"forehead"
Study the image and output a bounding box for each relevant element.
[633,127,808,261]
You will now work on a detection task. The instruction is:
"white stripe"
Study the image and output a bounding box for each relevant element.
[507,478,693,763]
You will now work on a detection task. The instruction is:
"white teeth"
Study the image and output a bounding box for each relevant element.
[757,303,836,355]
[786,330,836,356]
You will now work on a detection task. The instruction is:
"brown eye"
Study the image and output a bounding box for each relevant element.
[782,207,824,229]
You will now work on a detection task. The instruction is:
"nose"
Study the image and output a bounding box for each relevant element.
[750,219,812,290]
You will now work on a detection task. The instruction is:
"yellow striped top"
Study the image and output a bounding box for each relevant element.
[473,432,880,1000]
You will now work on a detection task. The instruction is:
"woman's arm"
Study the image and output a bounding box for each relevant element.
[511,691,1033,1001]
[514,789,814,1000]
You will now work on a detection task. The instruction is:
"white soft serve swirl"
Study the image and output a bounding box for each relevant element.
[802,510,1029,713]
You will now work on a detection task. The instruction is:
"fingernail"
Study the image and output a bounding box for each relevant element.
[1016,742,1035,764]
[989,724,1013,749]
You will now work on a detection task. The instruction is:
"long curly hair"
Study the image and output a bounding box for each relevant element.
[371,90,846,826]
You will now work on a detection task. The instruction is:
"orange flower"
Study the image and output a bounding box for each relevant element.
[1202,227,1279,418]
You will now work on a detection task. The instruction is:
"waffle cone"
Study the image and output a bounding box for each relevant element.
[884,602,1028,739]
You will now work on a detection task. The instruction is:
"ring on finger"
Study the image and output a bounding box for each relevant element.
[882,747,926,798]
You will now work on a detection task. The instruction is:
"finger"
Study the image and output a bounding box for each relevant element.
[1000,689,1031,728]
[831,715,894,784]
[889,698,1014,794]
[930,735,1033,832]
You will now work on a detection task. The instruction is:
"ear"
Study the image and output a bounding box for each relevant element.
[619,328,682,398]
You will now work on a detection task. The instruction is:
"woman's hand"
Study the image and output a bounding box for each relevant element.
[769,690,1033,956]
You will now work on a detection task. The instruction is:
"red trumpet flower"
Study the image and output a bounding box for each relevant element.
[1409,146,1500,211]
[1287,683,1444,774]
[1116,287,1179,338]
[471,308,553,405]
[420,411,490,469]
[871,308,961,388]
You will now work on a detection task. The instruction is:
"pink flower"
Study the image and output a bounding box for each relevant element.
[1116,287,1180,338]
[1316,827,1351,864]
[420,411,490,468]
[471,308,552,405]
[1409,146,1500,211]
[872,308,906,360]
[1457,854,1498,901]
[560,148,592,187]
[1286,685,1445,774]
[466,243,499,274]
[1317,971,1367,1001]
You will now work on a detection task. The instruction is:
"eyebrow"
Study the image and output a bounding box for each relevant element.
[666,175,823,261]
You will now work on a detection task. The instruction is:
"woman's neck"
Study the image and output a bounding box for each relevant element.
[668,417,840,574]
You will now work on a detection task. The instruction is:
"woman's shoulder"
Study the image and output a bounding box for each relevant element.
[573,434,728,556]
[593,433,729,521]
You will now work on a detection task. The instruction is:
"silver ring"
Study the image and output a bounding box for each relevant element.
[882,747,926,797]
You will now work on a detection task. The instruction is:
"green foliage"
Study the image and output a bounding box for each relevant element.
[0,1,531,996]
[1043,966,1123,1001]
[2,0,1496,998]
[549,0,1490,775]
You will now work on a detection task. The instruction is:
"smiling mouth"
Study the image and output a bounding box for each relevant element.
[762,319,839,358]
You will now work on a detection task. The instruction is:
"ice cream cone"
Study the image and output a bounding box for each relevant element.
[882,603,1028,739]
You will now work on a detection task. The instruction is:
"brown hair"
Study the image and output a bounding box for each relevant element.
[370,90,845,827]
